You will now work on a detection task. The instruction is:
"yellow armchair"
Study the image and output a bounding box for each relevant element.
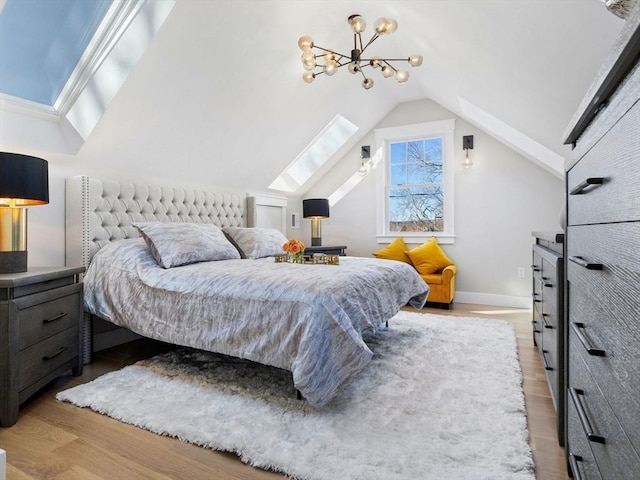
[418,264,457,309]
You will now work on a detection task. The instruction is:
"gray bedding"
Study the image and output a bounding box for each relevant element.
[83,238,428,406]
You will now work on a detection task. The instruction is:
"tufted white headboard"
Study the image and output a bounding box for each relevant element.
[65,175,246,269]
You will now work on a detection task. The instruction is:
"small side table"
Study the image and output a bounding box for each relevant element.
[0,266,84,427]
[304,245,347,256]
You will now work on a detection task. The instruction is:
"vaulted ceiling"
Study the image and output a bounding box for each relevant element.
[0,0,625,194]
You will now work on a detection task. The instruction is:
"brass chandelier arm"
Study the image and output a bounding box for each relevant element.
[312,44,350,61]
[360,33,380,54]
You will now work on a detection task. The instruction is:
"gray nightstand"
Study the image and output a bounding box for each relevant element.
[0,266,84,427]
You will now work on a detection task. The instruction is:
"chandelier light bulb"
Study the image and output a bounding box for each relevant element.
[362,78,374,90]
[381,65,394,78]
[370,56,381,68]
[348,15,366,33]
[323,52,335,62]
[395,69,409,83]
[375,17,398,35]
[302,72,315,83]
[348,62,360,74]
[301,51,316,70]
[298,35,314,51]
[408,55,423,67]
[324,60,338,76]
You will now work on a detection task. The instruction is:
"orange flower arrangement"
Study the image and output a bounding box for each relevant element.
[282,239,306,258]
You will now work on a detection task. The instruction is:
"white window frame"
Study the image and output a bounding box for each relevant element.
[375,119,455,244]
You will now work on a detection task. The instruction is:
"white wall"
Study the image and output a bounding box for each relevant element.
[304,99,564,307]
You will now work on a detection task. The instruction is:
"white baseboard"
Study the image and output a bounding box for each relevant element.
[454,291,532,309]
[1,448,6,480]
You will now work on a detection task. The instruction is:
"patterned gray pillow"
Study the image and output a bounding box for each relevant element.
[222,227,288,259]
[133,222,240,268]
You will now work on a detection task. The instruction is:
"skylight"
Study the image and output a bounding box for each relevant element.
[0,0,112,106]
[269,114,359,193]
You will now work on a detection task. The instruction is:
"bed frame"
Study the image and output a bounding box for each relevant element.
[65,175,251,362]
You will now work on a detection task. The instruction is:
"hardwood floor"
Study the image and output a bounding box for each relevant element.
[0,304,569,479]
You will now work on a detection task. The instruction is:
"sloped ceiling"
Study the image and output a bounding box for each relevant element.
[9,0,625,193]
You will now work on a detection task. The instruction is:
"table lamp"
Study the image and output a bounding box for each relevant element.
[303,198,329,246]
[0,152,49,273]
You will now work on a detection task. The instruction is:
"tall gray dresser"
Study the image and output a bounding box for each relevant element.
[562,6,640,479]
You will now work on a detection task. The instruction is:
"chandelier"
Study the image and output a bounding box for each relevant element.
[298,14,423,90]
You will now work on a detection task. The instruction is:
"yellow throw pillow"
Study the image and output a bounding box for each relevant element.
[372,237,412,264]
[406,237,454,275]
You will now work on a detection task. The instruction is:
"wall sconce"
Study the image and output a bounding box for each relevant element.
[358,145,371,176]
[303,198,330,246]
[0,152,49,273]
[462,135,474,169]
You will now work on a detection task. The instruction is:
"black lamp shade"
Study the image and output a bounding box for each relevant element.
[0,152,49,206]
[303,198,329,218]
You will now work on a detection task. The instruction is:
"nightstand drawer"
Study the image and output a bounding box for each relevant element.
[18,327,79,391]
[17,285,81,351]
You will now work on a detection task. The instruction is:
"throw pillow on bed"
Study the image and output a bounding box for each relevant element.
[133,222,240,268]
[406,236,454,275]
[222,227,288,259]
[372,236,412,264]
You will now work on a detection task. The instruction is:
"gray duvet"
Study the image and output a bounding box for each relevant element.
[84,238,428,406]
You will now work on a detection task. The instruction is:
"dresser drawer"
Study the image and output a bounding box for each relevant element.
[567,400,603,480]
[567,99,640,226]
[568,286,640,453]
[568,343,640,479]
[17,286,81,351]
[567,223,640,307]
[18,327,79,391]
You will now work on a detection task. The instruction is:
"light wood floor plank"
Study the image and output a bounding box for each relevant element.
[0,303,569,479]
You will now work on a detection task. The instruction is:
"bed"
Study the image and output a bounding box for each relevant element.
[65,176,428,407]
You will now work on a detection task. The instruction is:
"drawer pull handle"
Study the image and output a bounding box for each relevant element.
[542,350,553,371]
[569,177,605,195]
[568,454,584,480]
[531,265,540,272]
[540,277,553,288]
[531,320,541,334]
[43,312,68,324]
[571,322,606,356]
[569,256,603,270]
[43,346,67,361]
[542,313,553,329]
[569,388,606,444]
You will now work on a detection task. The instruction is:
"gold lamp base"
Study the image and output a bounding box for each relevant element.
[0,207,28,274]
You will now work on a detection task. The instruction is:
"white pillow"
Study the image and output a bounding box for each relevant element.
[133,222,240,268]
[222,227,288,259]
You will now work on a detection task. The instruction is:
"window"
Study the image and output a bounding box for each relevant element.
[375,119,455,244]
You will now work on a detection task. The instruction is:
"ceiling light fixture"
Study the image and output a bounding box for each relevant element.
[298,14,423,90]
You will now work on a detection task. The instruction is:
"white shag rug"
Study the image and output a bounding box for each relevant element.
[57,311,535,480]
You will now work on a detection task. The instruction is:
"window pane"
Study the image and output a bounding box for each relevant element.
[388,186,443,232]
[407,160,442,184]
[390,164,405,185]
[390,142,406,165]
